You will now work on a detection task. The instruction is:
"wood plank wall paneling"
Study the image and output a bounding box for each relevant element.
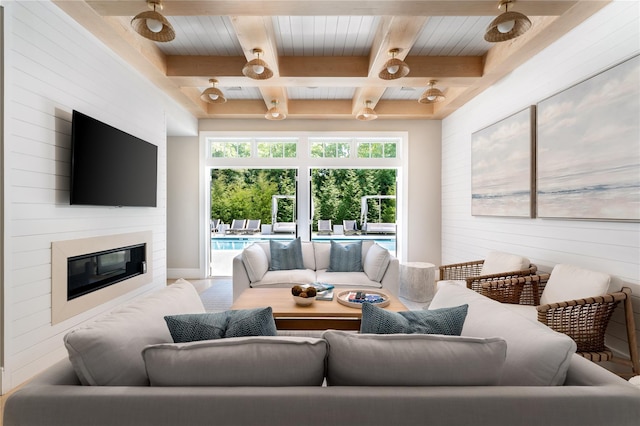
[441,1,640,362]
[3,1,170,392]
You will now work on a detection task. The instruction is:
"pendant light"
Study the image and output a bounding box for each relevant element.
[243,49,274,80]
[356,101,378,121]
[484,0,532,42]
[378,48,410,80]
[265,100,286,120]
[131,0,175,42]
[419,80,446,104]
[200,79,227,104]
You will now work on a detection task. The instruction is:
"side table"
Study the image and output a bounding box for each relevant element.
[399,262,436,303]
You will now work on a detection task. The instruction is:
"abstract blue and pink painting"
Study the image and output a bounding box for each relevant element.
[472,107,535,217]
[537,55,640,221]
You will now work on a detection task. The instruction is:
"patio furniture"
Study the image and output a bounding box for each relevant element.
[318,220,332,235]
[225,219,246,234]
[242,219,261,234]
[272,222,296,234]
[343,220,359,235]
[210,219,221,233]
[481,264,640,377]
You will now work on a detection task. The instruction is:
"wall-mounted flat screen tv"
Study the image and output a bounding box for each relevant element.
[70,110,158,207]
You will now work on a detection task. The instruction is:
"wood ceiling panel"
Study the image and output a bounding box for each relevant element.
[55,0,609,120]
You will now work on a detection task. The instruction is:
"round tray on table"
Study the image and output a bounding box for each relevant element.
[336,290,390,309]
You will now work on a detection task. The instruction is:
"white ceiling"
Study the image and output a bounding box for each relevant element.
[53,0,611,120]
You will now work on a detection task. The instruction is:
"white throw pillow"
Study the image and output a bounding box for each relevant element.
[242,243,269,282]
[540,264,611,306]
[64,279,206,386]
[143,336,327,386]
[323,330,507,386]
[480,251,530,275]
[430,283,576,386]
[363,243,391,282]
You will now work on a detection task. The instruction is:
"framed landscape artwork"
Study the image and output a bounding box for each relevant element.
[536,55,640,221]
[471,106,535,217]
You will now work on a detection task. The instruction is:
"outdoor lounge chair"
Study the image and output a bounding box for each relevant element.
[272,222,296,234]
[242,219,261,234]
[225,219,246,234]
[210,219,221,233]
[343,220,359,235]
[480,264,640,377]
[362,222,396,234]
[317,220,332,235]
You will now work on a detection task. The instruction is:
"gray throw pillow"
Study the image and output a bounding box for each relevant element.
[327,240,363,272]
[165,312,227,343]
[360,302,468,335]
[165,307,277,343]
[225,307,278,338]
[269,237,304,270]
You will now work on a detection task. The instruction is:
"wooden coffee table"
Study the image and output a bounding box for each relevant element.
[231,287,407,330]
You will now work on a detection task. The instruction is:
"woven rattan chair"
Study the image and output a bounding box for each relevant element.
[480,266,640,377]
[438,251,538,304]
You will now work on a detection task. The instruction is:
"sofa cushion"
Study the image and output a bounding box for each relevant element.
[328,240,363,272]
[143,336,327,386]
[360,302,468,335]
[323,330,506,386]
[242,243,269,282]
[363,243,391,282]
[540,264,611,305]
[270,238,305,270]
[315,270,383,288]
[430,283,576,386]
[63,279,205,386]
[250,269,317,287]
[480,251,530,275]
[164,307,277,343]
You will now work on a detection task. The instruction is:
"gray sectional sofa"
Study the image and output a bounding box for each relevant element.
[5,279,640,426]
[232,239,399,301]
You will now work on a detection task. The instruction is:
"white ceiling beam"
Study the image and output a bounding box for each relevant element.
[88,1,577,17]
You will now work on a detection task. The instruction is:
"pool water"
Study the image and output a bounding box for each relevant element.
[211,237,396,252]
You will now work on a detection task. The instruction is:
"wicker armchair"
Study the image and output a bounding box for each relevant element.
[481,269,640,377]
[439,252,538,304]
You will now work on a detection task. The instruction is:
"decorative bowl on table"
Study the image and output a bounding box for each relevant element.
[291,285,317,306]
[292,295,316,306]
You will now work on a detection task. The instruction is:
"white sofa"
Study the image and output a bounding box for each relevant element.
[5,279,640,426]
[232,240,399,301]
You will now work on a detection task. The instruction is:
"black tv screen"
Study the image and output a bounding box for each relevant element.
[70,110,158,207]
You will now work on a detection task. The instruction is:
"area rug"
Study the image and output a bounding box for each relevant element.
[200,278,233,312]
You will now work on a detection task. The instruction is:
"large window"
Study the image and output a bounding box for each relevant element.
[202,132,406,277]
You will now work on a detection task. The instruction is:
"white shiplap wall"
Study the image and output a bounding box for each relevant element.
[441,1,640,363]
[2,0,177,392]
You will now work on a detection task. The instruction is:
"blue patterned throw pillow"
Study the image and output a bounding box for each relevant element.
[225,307,278,338]
[164,312,228,343]
[360,302,468,335]
[165,307,277,343]
[327,240,363,272]
[269,237,305,271]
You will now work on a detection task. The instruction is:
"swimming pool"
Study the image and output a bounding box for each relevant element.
[211,237,396,252]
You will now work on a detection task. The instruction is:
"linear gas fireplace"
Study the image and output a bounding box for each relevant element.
[67,244,147,300]
[52,231,153,324]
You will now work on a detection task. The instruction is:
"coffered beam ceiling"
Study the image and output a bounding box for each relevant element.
[54,0,610,120]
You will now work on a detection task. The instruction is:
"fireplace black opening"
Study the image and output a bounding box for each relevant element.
[67,243,146,301]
